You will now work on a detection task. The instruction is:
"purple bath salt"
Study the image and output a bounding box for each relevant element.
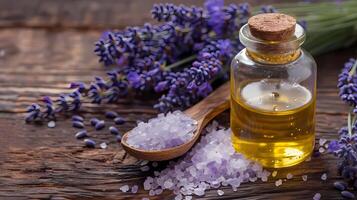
[120,185,130,192]
[141,121,269,199]
[126,111,197,150]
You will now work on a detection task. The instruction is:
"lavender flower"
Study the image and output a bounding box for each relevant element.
[330,58,357,189]
[26,0,251,122]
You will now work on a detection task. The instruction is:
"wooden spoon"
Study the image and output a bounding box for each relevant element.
[121,82,230,161]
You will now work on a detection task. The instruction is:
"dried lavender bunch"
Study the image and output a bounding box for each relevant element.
[329,58,357,186]
[26,0,251,122]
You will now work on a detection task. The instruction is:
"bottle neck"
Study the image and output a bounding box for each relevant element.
[246,48,301,65]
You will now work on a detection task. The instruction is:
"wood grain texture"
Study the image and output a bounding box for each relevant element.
[0,0,356,199]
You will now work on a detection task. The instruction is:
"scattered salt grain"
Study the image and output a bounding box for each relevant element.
[140,160,149,166]
[313,193,321,200]
[47,121,56,128]
[185,196,192,200]
[155,188,163,195]
[141,122,269,198]
[131,185,139,194]
[120,185,130,192]
[149,189,155,196]
[126,111,197,150]
[140,165,150,172]
[318,147,325,153]
[152,162,158,168]
[217,190,224,196]
[286,173,293,179]
[272,171,278,177]
[100,142,107,149]
[275,179,283,187]
[142,198,149,200]
[305,157,311,162]
[302,175,308,182]
[319,138,327,146]
[321,173,327,181]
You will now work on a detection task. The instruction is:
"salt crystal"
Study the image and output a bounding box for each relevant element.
[120,185,130,192]
[140,160,149,166]
[318,147,325,153]
[126,111,197,150]
[100,142,107,149]
[321,173,327,181]
[319,138,327,146]
[174,194,182,200]
[141,122,267,198]
[302,175,308,181]
[305,157,311,162]
[272,171,278,177]
[184,196,192,200]
[141,166,150,172]
[217,190,224,196]
[152,162,158,168]
[149,189,155,196]
[286,173,293,179]
[275,179,282,187]
[163,179,174,189]
[142,198,150,200]
[313,193,321,200]
[131,185,139,193]
[155,188,163,195]
[47,121,56,128]
[261,176,268,182]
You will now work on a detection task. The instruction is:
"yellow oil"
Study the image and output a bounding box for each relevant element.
[231,79,315,168]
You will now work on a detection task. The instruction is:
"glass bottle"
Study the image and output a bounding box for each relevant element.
[230,14,316,168]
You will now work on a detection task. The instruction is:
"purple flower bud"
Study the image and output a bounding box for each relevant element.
[116,135,122,142]
[105,111,118,119]
[114,117,126,125]
[90,118,100,126]
[72,115,84,122]
[109,126,120,135]
[95,120,105,130]
[73,121,85,129]
[75,130,88,139]
[84,139,96,148]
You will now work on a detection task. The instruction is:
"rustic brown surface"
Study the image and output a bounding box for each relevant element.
[0,0,356,199]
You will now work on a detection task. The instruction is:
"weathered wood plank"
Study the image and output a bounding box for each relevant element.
[0,0,301,30]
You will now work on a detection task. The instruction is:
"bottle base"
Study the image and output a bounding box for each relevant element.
[231,133,315,168]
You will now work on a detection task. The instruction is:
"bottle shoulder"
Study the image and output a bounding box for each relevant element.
[231,48,316,70]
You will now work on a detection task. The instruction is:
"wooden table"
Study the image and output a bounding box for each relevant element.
[0,0,356,199]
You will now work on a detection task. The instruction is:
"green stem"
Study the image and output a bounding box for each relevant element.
[165,55,197,71]
[349,58,357,77]
[348,112,352,137]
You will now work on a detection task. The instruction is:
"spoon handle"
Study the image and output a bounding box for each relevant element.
[184,82,230,124]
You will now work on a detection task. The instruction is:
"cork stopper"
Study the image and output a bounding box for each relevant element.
[248,13,296,41]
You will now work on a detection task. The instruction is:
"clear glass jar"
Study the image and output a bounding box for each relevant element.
[230,23,316,168]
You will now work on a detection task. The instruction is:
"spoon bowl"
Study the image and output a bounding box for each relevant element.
[121,82,230,161]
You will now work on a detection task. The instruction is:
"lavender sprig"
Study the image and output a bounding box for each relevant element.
[329,58,357,187]
[25,0,251,122]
